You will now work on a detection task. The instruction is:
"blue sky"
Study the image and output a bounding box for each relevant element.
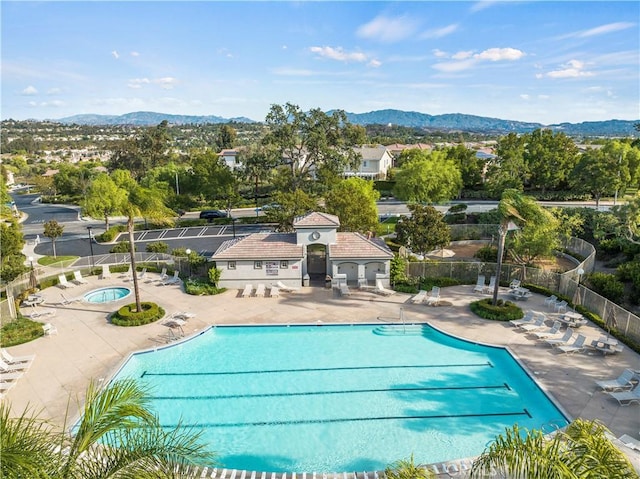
[2,1,638,124]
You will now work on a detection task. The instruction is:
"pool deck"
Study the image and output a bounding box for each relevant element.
[4,273,640,473]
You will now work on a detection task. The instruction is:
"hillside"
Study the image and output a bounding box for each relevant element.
[56,110,639,137]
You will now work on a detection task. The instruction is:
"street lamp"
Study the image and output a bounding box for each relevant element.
[87,226,95,270]
[28,255,34,270]
[185,249,192,278]
[492,221,519,305]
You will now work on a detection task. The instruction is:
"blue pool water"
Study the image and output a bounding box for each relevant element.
[112,324,569,472]
[83,287,131,303]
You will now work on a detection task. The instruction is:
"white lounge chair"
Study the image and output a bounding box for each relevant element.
[1,349,35,365]
[509,310,535,327]
[255,284,266,297]
[357,278,373,290]
[545,328,574,347]
[340,283,351,296]
[607,385,640,406]
[25,306,56,319]
[557,334,587,354]
[242,284,253,298]
[554,300,568,313]
[154,267,168,283]
[483,275,496,294]
[410,290,428,303]
[100,265,111,279]
[270,286,279,298]
[473,275,486,293]
[595,369,638,391]
[374,280,395,296]
[162,271,181,286]
[72,270,89,285]
[0,371,24,382]
[0,359,29,372]
[59,293,81,306]
[519,315,547,332]
[57,274,75,289]
[120,265,132,279]
[275,281,298,292]
[544,295,558,308]
[137,268,147,280]
[43,323,58,336]
[532,321,562,339]
[425,286,440,306]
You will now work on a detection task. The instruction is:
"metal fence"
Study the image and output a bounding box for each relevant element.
[406,236,640,345]
[449,224,499,241]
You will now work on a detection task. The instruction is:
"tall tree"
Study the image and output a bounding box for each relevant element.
[43,220,64,258]
[84,170,174,312]
[0,220,26,283]
[393,151,462,204]
[445,144,485,189]
[109,121,172,179]
[262,102,364,192]
[239,144,278,210]
[82,173,128,230]
[187,150,237,208]
[266,189,318,232]
[570,148,620,209]
[524,129,579,192]
[325,177,380,233]
[0,379,216,478]
[485,133,526,197]
[471,419,637,479]
[216,125,237,150]
[395,204,450,257]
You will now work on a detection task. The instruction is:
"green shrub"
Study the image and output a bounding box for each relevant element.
[96,225,126,243]
[470,298,523,321]
[110,242,135,253]
[146,241,169,253]
[586,272,624,303]
[475,245,498,262]
[111,302,165,327]
[448,204,468,213]
[598,238,622,255]
[1,318,45,346]
[184,279,226,296]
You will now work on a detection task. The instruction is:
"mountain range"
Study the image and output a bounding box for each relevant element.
[57,110,639,137]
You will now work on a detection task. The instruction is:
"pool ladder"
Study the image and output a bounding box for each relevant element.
[373,324,429,336]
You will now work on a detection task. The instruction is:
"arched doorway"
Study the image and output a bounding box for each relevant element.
[307,243,327,282]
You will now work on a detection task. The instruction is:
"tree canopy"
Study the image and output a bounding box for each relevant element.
[324,177,380,233]
[393,150,462,204]
[395,204,450,257]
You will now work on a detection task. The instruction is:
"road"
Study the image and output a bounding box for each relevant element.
[11,190,614,260]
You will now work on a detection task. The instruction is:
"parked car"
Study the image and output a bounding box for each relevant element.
[199,209,228,220]
[261,203,282,211]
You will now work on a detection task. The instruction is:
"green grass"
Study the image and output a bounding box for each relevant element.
[38,256,78,266]
[1,317,44,347]
[377,215,401,236]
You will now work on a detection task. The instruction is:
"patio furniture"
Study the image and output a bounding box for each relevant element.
[595,369,638,391]
[473,275,485,293]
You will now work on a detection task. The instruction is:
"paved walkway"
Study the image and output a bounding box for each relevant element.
[4,274,640,472]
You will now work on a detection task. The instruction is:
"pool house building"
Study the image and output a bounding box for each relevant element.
[211,212,394,289]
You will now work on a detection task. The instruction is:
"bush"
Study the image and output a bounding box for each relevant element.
[598,238,623,255]
[1,318,45,346]
[470,298,523,321]
[448,204,468,213]
[586,272,625,303]
[96,225,126,243]
[110,242,135,253]
[184,279,226,296]
[111,302,165,327]
[146,241,169,253]
[475,245,498,262]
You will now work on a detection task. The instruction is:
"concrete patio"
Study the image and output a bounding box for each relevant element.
[3,272,639,472]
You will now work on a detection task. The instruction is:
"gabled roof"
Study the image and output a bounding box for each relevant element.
[293,211,340,228]
[329,233,393,259]
[212,233,304,260]
[353,146,392,161]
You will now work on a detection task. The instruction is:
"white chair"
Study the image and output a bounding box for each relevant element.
[554,300,568,313]
[1,349,35,365]
[374,280,395,296]
[340,283,351,296]
[137,268,147,280]
[255,284,266,297]
[509,279,521,290]
[410,290,428,303]
[161,271,181,286]
[557,334,587,354]
[269,286,280,298]
[59,293,81,306]
[57,274,75,289]
[72,270,89,285]
[483,275,496,294]
[241,284,253,298]
[43,323,58,336]
[545,328,574,348]
[100,265,111,279]
[619,434,640,451]
[509,310,535,327]
[473,275,485,293]
[0,359,28,372]
[533,321,562,339]
[595,369,637,391]
[275,280,298,292]
[519,315,547,332]
[425,286,440,306]
[544,295,558,308]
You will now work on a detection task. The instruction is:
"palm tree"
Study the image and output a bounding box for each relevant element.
[1,379,216,478]
[385,454,436,479]
[470,419,637,478]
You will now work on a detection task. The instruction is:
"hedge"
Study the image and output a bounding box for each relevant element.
[470,298,523,321]
[110,302,165,327]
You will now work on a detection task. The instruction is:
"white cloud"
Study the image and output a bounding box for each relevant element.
[130,51,140,57]
[41,100,65,108]
[368,59,382,68]
[520,94,530,100]
[470,1,499,13]
[21,85,38,95]
[452,50,474,60]
[538,95,550,100]
[578,22,635,38]
[474,48,525,61]
[111,50,120,59]
[421,23,459,39]
[546,59,594,78]
[310,46,368,63]
[433,47,525,72]
[155,77,178,89]
[432,49,448,58]
[356,14,419,43]
[128,78,151,89]
[272,68,315,76]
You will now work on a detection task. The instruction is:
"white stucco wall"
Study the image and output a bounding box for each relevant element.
[216,258,303,289]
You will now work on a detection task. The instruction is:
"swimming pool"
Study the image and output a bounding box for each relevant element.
[112,324,569,472]
[83,287,131,303]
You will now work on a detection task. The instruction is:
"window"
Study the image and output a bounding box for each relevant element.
[254,261,263,269]
[280,261,288,269]
[228,261,236,270]
[362,160,368,167]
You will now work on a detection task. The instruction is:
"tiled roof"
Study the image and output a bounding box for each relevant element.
[293,212,340,228]
[329,233,393,259]
[212,233,304,260]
